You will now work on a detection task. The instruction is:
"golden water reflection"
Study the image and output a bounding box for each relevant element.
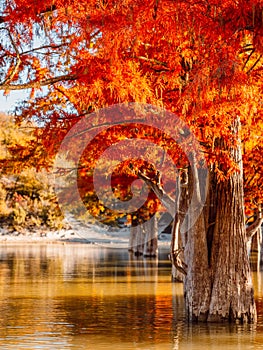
[0,244,262,349]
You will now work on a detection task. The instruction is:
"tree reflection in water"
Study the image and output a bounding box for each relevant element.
[0,244,261,350]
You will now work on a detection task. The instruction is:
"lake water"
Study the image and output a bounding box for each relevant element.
[0,244,262,349]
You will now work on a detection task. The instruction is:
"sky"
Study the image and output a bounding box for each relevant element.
[0,90,29,114]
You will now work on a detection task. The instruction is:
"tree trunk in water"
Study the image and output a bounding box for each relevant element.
[143,216,158,257]
[251,227,261,253]
[129,217,158,258]
[207,169,256,322]
[183,158,211,321]
[129,225,144,256]
[170,212,184,282]
[182,119,257,323]
[135,118,257,322]
[170,171,189,282]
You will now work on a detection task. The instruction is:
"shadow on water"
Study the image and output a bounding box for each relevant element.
[0,244,262,349]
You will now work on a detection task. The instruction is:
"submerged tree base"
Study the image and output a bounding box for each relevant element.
[207,311,257,324]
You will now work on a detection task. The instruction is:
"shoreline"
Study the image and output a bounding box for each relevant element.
[0,219,171,247]
[0,233,171,249]
[0,237,80,244]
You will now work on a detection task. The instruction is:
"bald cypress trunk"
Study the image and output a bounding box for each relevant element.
[206,168,256,322]
[181,119,257,323]
[133,119,257,322]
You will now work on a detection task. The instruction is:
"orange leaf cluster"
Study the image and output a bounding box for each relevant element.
[1,0,263,218]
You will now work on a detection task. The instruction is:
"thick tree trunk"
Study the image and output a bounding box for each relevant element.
[182,119,257,323]
[136,119,257,322]
[206,169,256,322]
[183,158,211,321]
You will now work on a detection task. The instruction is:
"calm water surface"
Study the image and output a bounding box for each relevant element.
[0,244,262,349]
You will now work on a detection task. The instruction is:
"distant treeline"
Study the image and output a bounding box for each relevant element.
[0,113,64,232]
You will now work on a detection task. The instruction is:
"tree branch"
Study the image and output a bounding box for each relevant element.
[0,74,78,91]
[1,30,21,86]
[153,0,159,19]
[0,16,7,23]
[20,43,69,56]
[66,118,147,138]
[242,48,255,71]
[39,5,57,15]
[137,170,175,215]
[135,56,168,68]
[247,54,262,74]
[246,205,263,240]
[170,248,187,276]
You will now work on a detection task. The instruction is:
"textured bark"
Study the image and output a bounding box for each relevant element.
[170,171,189,282]
[183,119,257,323]
[137,170,175,215]
[136,122,257,322]
[170,212,184,282]
[184,212,211,322]
[207,170,256,322]
[183,159,211,322]
[246,207,263,241]
[250,226,262,253]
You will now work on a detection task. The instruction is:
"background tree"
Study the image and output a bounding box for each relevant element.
[0,113,64,231]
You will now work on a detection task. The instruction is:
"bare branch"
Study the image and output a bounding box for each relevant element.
[66,118,147,139]
[246,217,263,240]
[20,43,69,56]
[39,5,57,15]
[170,248,187,276]
[246,205,263,240]
[1,30,21,86]
[135,56,168,68]
[242,49,255,71]
[137,170,175,215]
[0,74,78,91]
[247,54,262,74]
[153,0,159,19]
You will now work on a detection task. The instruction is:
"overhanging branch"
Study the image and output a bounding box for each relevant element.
[0,74,78,91]
[137,169,175,215]
[1,29,21,86]
[246,204,263,240]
